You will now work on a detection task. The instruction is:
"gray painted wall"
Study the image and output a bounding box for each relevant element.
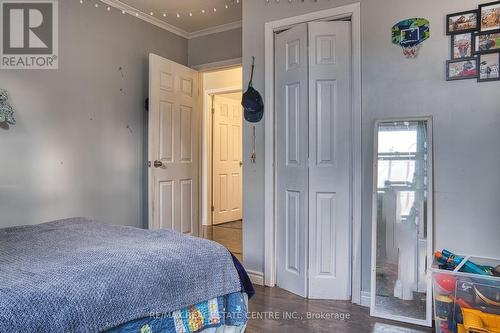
[188,28,242,67]
[0,0,187,229]
[242,0,500,293]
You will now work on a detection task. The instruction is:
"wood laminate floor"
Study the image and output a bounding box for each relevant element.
[246,286,433,333]
[203,223,432,332]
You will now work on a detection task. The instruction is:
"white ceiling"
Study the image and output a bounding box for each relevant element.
[119,0,242,34]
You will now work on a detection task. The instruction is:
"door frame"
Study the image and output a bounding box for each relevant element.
[263,3,362,303]
[202,86,243,226]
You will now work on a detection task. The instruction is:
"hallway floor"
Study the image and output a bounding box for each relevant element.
[202,220,242,262]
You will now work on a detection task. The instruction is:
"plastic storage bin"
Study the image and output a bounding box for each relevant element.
[431,254,500,333]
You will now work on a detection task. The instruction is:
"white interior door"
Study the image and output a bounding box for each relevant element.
[307,21,351,300]
[213,94,243,224]
[149,54,200,236]
[275,23,309,298]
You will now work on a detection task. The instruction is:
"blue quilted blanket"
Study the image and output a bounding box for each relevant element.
[0,218,242,333]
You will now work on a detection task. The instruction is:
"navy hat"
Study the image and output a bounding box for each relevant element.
[242,57,264,123]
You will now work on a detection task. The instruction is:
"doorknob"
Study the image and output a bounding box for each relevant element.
[153,160,164,168]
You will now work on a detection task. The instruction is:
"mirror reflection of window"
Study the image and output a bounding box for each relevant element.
[371,120,432,325]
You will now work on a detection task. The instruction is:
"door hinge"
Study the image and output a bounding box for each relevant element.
[211,205,215,212]
[211,107,215,115]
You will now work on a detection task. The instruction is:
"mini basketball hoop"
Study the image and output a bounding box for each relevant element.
[392,18,430,58]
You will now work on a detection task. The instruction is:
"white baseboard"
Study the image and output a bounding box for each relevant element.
[247,270,264,286]
[360,291,371,307]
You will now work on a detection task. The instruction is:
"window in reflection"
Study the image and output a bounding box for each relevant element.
[372,120,432,325]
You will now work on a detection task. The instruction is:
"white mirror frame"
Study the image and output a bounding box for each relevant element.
[369,117,434,327]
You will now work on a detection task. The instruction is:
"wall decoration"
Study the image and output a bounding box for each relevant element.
[392,18,430,58]
[446,58,479,81]
[446,10,479,35]
[445,2,500,83]
[478,52,500,81]
[0,89,16,125]
[479,1,500,32]
[475,31,500,53]
[451,33,474,59]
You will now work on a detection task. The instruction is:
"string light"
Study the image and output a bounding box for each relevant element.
[77,0,243,20]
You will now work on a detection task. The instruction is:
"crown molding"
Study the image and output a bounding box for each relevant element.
[101,0,241,40]
[187,20,242,39]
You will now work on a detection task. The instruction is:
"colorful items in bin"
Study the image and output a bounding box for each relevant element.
[494,265,500,277]
[462,308,500,333]
[474,284,500,307]
[436,273,459,294]
[436,295,454,320]
[435,250,495,276]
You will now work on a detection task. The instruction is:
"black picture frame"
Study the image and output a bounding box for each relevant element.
[446,57,479,81]
[451,32,476,59]
[473,30,500,54]
[446,9,480,35]
[478,52,500,82]
[479,1,500,32]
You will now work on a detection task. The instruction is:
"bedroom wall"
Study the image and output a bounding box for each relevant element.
[242,0,500,294]
[0,0,187,229]
[188,28,243,67]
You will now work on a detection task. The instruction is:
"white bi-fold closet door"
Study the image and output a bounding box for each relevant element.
[276,21,352,300]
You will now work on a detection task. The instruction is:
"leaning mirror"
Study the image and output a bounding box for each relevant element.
[370,118,433,326]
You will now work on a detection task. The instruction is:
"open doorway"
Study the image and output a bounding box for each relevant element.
[201,67,243,262]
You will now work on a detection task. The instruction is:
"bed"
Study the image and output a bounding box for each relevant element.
[0,218,253,333]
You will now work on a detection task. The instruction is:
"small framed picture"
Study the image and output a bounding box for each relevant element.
[451,33,475,59]
[446,58,478,81]
[479,1,500,32]
[446,10,480,35]
[478,52,500,81]
[474,31,500,54]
